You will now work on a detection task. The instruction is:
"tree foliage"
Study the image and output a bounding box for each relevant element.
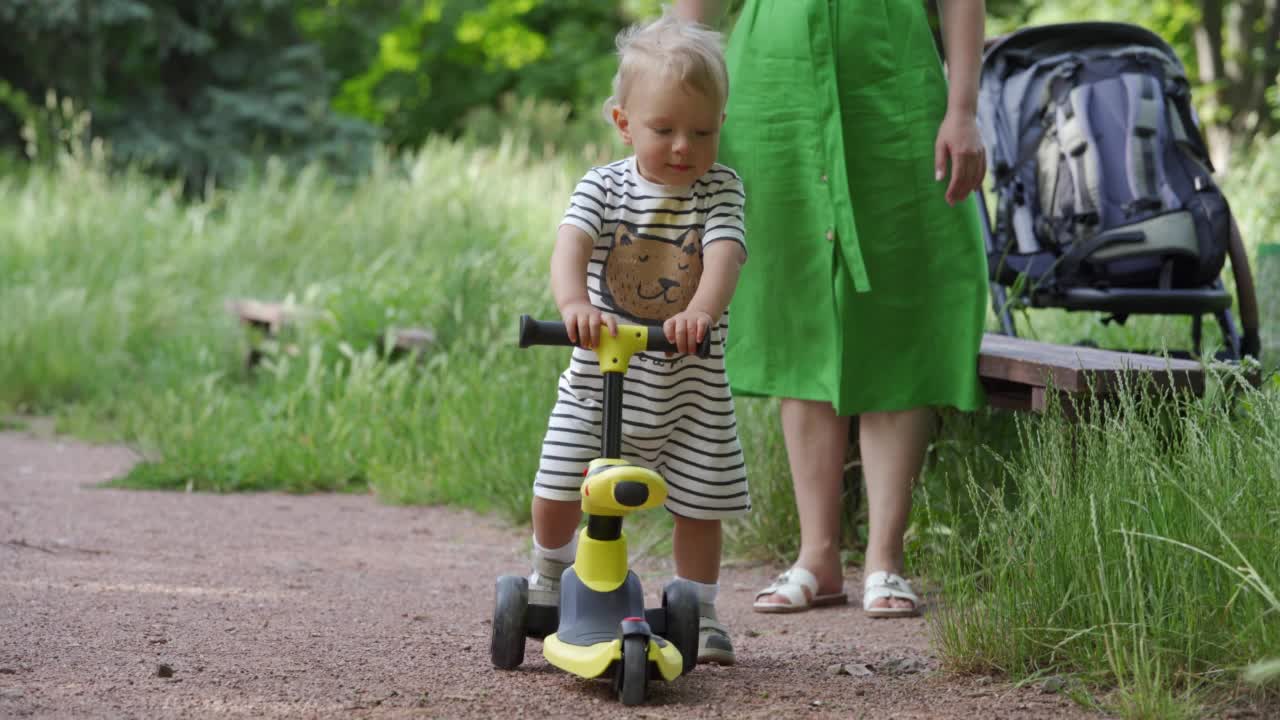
[324,0,624,148]
[0,0,376,188]
[0,0,1274,184]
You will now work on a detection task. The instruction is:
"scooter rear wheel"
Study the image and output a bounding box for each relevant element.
[615,635,648,706]
[662,580,700,675]
[490,575,528,669]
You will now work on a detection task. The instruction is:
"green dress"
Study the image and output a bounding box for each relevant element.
[720,0,988,415]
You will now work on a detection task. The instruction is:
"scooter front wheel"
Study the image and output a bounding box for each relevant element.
[615,635,648,706]
[490,575,528,669]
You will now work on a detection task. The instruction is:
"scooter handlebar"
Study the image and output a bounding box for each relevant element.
[518,315,712,358]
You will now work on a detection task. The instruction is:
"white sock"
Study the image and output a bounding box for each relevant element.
[676,576,719,610]
[534,535,578,563]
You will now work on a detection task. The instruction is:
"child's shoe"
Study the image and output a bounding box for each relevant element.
[697,602,735,665]
[527,552,571,607]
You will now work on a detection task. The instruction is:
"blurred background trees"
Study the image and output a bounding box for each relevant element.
[0,0,1275,187]
[0,0,378,187]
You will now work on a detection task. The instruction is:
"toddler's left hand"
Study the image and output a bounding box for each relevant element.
[664,310,713,355]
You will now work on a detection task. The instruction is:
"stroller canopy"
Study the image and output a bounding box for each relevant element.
[979,22,1189,183]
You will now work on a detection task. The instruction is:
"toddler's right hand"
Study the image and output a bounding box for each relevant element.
[560,301,617,349]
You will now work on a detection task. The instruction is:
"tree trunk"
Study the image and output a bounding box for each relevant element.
[1194,0,1232,170]
[1247,0,1280,143]
[1195,0,1280,171]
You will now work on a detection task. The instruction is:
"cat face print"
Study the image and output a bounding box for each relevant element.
[603,223,703,323]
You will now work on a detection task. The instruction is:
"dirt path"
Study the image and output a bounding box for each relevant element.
[0,428,1096,719]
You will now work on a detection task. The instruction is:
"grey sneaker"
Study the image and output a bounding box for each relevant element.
[697,602,735,665]
[527,552,571,607]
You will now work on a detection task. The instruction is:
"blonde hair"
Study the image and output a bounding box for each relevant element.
[602,10,729,122]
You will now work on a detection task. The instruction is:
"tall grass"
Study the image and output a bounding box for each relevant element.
[0,139,572,518]
[925,373,1280,716]
[2,125,1278,717]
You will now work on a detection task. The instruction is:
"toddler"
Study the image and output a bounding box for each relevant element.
[528,9,749,666]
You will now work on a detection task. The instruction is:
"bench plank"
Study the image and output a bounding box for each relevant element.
[226,298,435,367]
[978,333,1206,413]
[980,333,1203,390]
[224,299,316,333]
[388,327,436,351]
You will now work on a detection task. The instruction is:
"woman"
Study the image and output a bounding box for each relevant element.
[675,0,988,617]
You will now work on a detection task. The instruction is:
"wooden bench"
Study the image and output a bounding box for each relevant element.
[977,333,1205,413]
[225,298,435,368]
[224,299,316,335]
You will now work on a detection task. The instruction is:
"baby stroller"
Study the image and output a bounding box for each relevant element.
[976,21,1260,361]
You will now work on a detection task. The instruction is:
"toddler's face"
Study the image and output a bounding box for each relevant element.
[614,73,724,187]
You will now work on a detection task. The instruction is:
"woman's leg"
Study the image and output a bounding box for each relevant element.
[858,406,934,610]
[755,398,849,606]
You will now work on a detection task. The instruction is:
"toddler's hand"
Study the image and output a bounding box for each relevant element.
[560,301,617,349]
[664,310,713,355]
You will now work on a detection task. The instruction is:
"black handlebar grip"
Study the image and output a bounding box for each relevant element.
[518,315,712,358]
[518,315,574,348]
[642,327,713,358]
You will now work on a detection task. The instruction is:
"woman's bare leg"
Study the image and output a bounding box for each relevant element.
[858,406,934,611]
[755,398,849,606]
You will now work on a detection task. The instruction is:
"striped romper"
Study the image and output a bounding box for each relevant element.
[533,157,751,520]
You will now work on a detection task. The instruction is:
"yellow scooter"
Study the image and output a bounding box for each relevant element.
[490,315,703,705]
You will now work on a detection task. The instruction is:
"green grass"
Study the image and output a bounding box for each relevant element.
[923,371,1280,715]
[2,132,1279,718]
[1,140,572,514]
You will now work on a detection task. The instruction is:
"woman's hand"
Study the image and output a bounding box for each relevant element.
[560,301,617,349]
[664,309,713,355]
[934,109,987,206]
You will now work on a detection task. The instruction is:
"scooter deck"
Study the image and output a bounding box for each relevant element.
[542,568,684,681]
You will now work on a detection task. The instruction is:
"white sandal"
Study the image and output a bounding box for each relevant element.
[752,567,848,614]
[862,571,921,618]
